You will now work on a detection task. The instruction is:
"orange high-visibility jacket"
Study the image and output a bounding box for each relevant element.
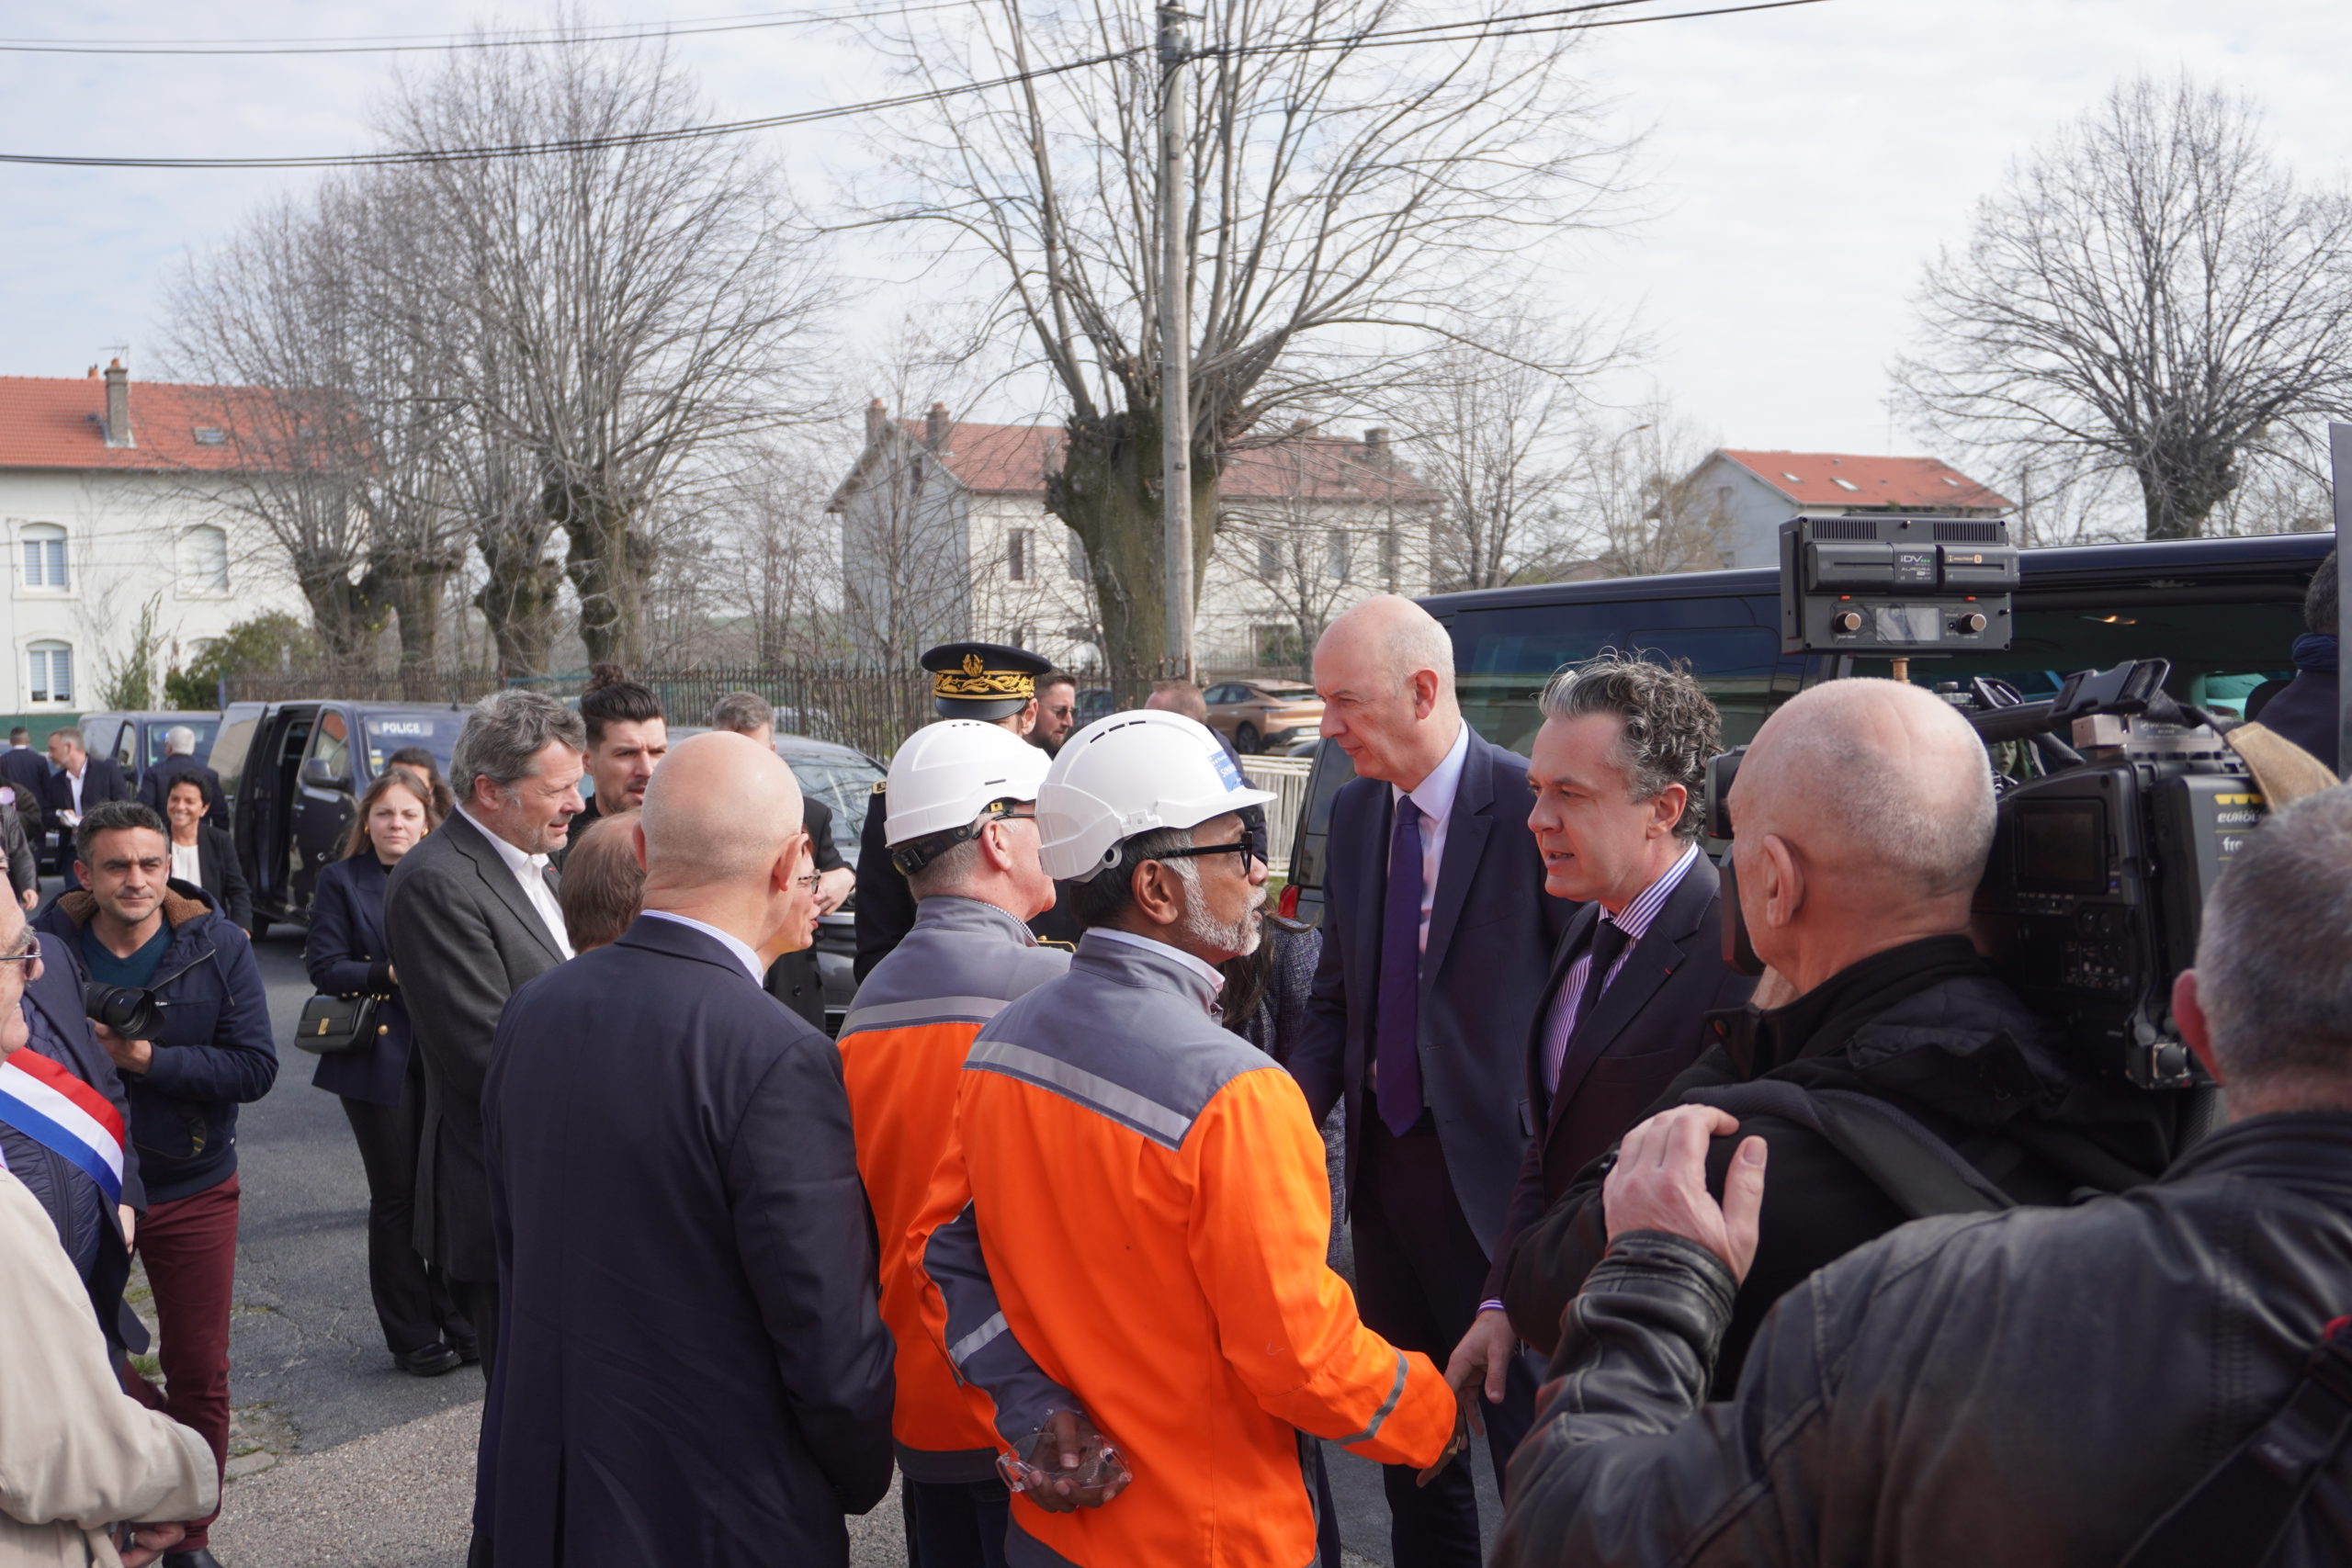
[910,930,1454,1567]
[838,895,1070,1482]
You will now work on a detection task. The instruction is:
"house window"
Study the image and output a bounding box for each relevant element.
[27,641,73,705]
[21,524,67,591]
[1009,529,1031,582]
[1325,529,1351,582]
[1258,535,1282,578]
[181,525,231,592]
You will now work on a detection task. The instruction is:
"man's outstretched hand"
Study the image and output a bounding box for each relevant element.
[1602,1105,1768,1283]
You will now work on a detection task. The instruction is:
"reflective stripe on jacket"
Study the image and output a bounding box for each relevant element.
[840,895,1070,1482]
[910,930,1454,1568]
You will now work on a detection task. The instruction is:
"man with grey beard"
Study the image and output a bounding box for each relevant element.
[909,709,1464,1568]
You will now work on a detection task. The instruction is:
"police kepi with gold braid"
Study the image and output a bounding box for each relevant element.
[922,641,1052,722]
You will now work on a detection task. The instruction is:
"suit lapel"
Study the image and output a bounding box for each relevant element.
[445,812,565,964]
[1420,734,1491,984]
[1548,854,1721,1119]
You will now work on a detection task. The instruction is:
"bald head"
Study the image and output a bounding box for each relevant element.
[1318,594,1455,690]
[640,731,803,895]
[1144,681,1209,723]
[1313,594,1461,789]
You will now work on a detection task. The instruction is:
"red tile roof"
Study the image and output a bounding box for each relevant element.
[1716,449,2010,511]
[898,419,1441,504]
[0,372,278,473]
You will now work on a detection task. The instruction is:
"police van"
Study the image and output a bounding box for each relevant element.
[208,700,469,937]
[1280,531,2334,927]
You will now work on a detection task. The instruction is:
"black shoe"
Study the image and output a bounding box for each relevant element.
[447,1335,482,1365]
[164,1551,225,1568]
[395,1342,463,1377]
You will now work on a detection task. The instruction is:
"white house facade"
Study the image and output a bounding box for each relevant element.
[1687,449,2013,570]
[830,401,1442,670]
[0,363,302,717]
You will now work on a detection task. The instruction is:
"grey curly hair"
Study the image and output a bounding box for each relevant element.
[1535,652,1722,840]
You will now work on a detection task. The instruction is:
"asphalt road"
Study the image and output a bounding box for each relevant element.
[195,922,1500,1565]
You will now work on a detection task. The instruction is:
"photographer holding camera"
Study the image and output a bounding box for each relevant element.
[37,798,277,1568]
[1495,782,2352,1568]
[1499,679,2178,1389]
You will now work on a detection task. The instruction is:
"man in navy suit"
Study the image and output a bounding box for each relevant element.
[1287,595,1569,1568]
[481,731,894,1568]
[1450,655,1753,1399]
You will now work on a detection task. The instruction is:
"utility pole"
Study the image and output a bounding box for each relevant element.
[1158,0,1195,677]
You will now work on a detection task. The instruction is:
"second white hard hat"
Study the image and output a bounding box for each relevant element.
[885,719,1052,848]
[1037,709,1275,882]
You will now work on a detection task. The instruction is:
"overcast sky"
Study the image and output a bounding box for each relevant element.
[4,0,2347,468]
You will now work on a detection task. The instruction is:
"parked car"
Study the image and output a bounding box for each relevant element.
[1204,680,1323,754]
[75,710,221,787]
[1277,531,2332,928]
[661,725,886,1031]
[209,701,470,937]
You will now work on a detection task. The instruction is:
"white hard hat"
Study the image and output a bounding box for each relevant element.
[885,720,1051,848]
[1037,709,1275,882]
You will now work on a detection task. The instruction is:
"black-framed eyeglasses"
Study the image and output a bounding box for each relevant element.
[1149,840,1256,868]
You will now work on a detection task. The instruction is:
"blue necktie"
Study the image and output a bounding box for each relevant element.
[1376,797,1425,1137]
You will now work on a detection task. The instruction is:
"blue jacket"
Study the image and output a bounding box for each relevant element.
[304,853,410,1106]
[37,880,279,1205]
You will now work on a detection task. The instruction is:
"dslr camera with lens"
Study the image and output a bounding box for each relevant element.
[83,982,163,1041]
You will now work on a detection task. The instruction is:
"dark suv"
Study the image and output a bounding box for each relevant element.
[209,701,470,936]
[1279,531,2332,926]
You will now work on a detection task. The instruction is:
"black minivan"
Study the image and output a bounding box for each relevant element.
[1279,531,2333,926]
[209,701,470,936]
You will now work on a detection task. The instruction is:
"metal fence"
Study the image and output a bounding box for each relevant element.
[1239,754,1314,877]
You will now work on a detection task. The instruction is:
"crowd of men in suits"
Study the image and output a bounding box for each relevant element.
[10,589,2352,1567]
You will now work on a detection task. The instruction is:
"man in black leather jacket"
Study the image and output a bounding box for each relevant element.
[1500,680,2182,1387]
[1495,782,2352,1568]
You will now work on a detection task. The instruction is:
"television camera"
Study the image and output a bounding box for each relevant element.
[1712,515,2270,1091]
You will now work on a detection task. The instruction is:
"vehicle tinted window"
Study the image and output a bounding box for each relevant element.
[147,720,217,769]
[1444,592,1803,754]
[359,712,468,777]
[309,710,353,781]
[784,753,884,861]
[209,716,257,797]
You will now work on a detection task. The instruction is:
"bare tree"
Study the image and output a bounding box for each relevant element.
[1575,408,1729,578]
[865,0,1624,671]
[1899,73,2352,541]
[1400,313,1605,591]
[709,438,846,664]
[379,33,835,668]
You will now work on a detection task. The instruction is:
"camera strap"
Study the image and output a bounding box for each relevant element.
[1681,1081,2015,1219]
[2116,1317,2352,1568]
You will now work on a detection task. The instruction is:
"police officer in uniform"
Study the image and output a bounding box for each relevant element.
[854,642,1081,979]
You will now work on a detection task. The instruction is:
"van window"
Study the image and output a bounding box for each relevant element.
[308,710,353,784]
[1444,592,1804,754]
[210,714,257,799]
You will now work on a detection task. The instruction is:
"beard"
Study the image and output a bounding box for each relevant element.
[1179,879,1266,959]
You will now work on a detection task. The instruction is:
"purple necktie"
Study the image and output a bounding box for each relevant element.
[1376,797,1425,1136]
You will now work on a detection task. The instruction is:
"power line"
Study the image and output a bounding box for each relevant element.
[0,0,1834,170]
[0,2,980,57]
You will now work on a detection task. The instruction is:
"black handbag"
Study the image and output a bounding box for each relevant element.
[295,992,383,1055]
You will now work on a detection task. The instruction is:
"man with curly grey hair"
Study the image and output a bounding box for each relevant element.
[383,688,587,1568]
[1444,653,1754,1430]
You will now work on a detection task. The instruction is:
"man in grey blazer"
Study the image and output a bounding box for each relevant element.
[383,691,585,1417]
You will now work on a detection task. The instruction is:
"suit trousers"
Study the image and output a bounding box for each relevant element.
[340,1053,466,1358]
[458,1275,503,1568]
[904,1476,1012,1568]
[1351,1117,1536,1568]
[121,1171,241,1551]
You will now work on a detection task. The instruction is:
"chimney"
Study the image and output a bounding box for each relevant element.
[925,402,951,451]
[865,397,888,444]
[1363,427,1389,465]
[103,359,132,448]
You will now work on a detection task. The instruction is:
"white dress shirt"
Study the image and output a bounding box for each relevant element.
[1088,926,1227,995]
[639,909,765,984]
[458,806,574,960]
[1389,717,1471,954]
[66,765,85,818]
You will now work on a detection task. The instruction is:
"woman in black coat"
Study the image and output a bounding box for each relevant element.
[306,769,473,1375]
[163,774,252,931]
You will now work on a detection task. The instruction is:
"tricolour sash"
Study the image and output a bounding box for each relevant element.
[0,1048,126,1207]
